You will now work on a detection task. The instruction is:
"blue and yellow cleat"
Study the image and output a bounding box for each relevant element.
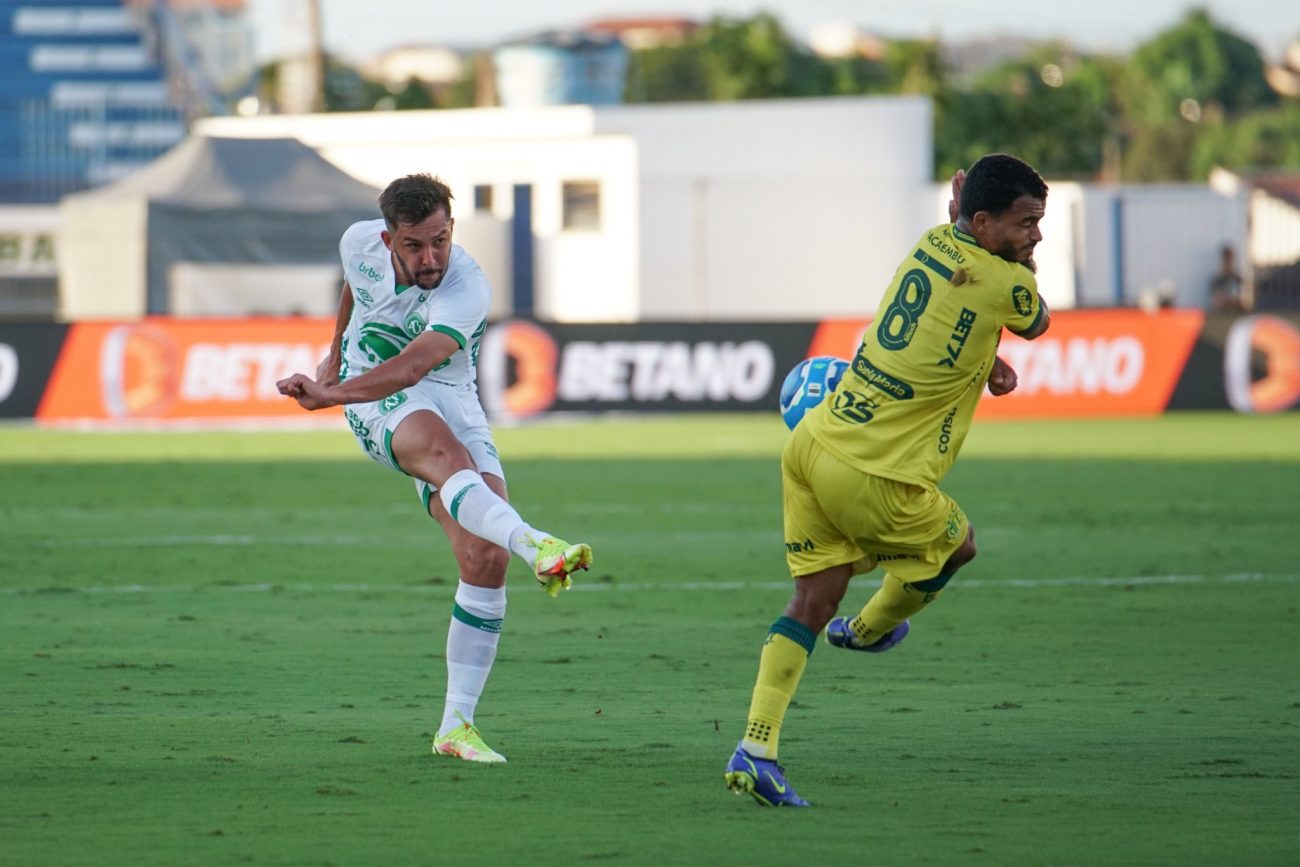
[724,747,809,807]
[826,616,909,652]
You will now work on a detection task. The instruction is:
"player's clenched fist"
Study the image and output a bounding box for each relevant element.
[276,373,334,410]
[987,356,1018,396]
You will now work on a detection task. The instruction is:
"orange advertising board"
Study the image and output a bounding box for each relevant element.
[37,318,339,421]
[805,309,1205,418]
[29,309,1241,423]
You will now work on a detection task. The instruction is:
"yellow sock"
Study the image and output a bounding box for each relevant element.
[849,571,944,645]
[739,617,816,759]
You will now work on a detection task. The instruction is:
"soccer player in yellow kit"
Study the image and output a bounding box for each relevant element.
[725,154,1053,806]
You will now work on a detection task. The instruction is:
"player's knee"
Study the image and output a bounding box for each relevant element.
[913,537,973,594]
[480,541,511,575]
[939,526,977,575]
[786,572,850,632]
[459,536,510,582]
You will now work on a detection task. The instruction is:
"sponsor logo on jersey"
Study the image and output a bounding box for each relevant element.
[344,408,370,438]
[850,349,915,400]
[378,392,408,414]
[937,308,978,368]
[357,262,384,283]
[937,404,959,454]
[355,286,375,308]
[1012,285,1034,317]
[785,538,815,553]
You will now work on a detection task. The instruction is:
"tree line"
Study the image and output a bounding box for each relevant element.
[281,7,1299,182]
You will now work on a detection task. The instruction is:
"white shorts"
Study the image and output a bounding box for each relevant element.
[343,379,504,513]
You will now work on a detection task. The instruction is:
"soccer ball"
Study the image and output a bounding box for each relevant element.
[778,355,849,429]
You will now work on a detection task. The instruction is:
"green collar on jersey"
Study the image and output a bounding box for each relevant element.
[394,283,414,295]
[952,225,979,246]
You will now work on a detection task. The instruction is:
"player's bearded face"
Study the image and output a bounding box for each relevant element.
[988,195,1045,272]
[384,210,454,290]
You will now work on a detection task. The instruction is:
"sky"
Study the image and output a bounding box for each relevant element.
[244,0,1300,64]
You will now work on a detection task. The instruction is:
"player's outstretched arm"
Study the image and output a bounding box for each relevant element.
[276,330,458,411]
[315,282,354,385]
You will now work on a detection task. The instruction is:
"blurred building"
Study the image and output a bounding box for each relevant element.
[2,0,179,204]
[493,31,629,108]
[0,0,253,205]
[365,44,465,91]
[581,16,699,50]
[807,21,887,61]
[1264,37,1300,97]
[0,0,252,319]
[196,96,933,323]
[125,0,255,97]
[943,36,1041,85]
[1212,168,1300,310]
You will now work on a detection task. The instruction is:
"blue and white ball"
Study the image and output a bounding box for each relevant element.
[778,355,850,429]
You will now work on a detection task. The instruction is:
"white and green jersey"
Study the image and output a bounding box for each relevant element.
[338,219,489,389]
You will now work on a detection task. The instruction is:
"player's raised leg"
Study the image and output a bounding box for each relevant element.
[829,525,976,651]
[392,411,592,594]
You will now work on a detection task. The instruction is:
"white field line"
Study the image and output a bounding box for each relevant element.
[0,573,1296,596]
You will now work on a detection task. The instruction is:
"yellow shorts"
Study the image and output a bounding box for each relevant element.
[781,424,969,581]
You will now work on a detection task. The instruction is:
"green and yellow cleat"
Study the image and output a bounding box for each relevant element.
[527,535,593,597]
[433,718,507,764]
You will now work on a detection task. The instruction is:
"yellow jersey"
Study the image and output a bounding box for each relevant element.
[803,222,1044,487]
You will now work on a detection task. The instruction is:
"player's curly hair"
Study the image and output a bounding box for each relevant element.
[958,154,1047,219]
[379,173,454,229]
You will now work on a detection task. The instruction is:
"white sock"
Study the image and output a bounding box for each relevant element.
[438,469,546,565]
[438,581,506,737]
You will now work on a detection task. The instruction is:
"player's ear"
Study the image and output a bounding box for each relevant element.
[380,230,393,250]
[970,210,996,236]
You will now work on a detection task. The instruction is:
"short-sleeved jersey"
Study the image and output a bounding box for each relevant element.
[802,222,1044,487]
[337,219,490,389]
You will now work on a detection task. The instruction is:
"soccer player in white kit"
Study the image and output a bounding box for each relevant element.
[277,174,592,763]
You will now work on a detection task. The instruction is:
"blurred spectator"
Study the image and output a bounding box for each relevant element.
[1210,244,1248,312]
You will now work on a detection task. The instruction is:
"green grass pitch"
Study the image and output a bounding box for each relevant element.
[1,413,1298,867]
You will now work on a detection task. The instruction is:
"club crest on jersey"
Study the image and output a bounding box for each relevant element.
[946,506,963,541]
[404,313,427,338]
[378,392,408,414]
